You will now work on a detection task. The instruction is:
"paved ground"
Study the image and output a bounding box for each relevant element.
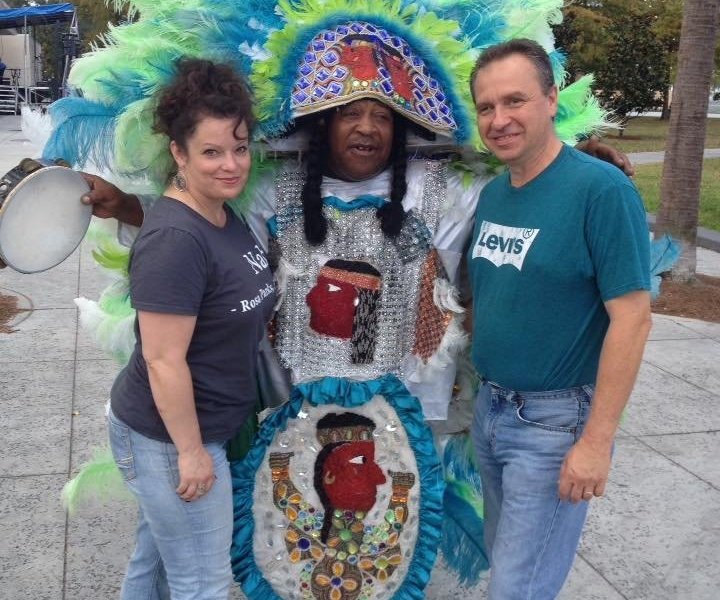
[1,115,719,599]
[629,148,720,165]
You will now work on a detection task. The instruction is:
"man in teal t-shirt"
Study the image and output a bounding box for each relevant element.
[468,39,652,600]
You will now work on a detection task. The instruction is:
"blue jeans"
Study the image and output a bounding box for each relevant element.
[107,407,233,600]
[471,380,593,600]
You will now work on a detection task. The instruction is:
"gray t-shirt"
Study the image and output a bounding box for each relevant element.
[111,197,275,443]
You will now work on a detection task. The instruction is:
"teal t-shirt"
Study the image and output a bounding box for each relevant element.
[467,144,650,391]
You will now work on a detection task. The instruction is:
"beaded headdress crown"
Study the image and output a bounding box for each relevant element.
[43,0,606,185]
[291,22,457,136]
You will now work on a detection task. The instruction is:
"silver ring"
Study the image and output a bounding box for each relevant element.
[582,491,593,498]
[198,484,207,495]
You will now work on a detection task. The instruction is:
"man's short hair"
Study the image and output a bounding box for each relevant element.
[470,38,555,103]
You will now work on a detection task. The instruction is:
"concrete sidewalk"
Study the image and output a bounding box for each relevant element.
[627,148,720,165]
[1,115,719,599]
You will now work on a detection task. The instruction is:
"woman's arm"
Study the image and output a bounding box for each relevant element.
[138,310,216,502]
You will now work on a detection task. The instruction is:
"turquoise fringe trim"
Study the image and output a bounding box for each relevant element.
[323,194,387,211]
[266,215,278,239]
[230,374,444,599]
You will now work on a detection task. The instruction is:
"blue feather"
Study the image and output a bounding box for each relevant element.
[442,481,490,584]
[649,234,681,300]
[421,0,505,47]
[42,97,119,168]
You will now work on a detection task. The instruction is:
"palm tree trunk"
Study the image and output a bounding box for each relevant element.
[655,0,720,282]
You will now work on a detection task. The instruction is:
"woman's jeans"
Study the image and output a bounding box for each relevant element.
[471,380,593,600]
[107,407,233,600]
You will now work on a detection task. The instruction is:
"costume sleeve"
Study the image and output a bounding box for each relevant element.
[401,163,488,421]
[129,227,207,315]
[117,194,159,247]
[433,165,489,285]
[585,177,651,302]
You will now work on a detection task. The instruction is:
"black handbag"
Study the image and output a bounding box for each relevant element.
[226,332,292,461]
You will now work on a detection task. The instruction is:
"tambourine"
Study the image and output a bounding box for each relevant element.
[0,158,92,273]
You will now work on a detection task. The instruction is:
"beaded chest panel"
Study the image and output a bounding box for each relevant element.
[273,161,448,383]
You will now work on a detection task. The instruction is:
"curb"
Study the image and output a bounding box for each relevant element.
[647,214,720,253]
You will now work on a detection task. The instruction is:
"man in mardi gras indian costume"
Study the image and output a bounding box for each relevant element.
[47,1,634,598]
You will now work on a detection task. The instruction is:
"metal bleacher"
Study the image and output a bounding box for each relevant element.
[0,70,21,115]
[0,82,19,115]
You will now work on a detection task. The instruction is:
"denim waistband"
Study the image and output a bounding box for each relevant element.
[481,378,594,401]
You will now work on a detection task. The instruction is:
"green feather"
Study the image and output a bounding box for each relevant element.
[62,448,132,514]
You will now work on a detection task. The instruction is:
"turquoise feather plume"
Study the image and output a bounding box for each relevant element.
[650,235,681,300]
[441,433,489,585]
[42,97,119,168]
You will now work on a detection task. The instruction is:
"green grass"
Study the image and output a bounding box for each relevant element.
[599,117,720,153]
[634,158,720,231]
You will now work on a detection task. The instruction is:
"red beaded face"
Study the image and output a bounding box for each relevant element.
[306,273,358,339]
[321,441,387,511]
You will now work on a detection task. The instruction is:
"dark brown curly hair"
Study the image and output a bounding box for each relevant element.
[153,57,255,150]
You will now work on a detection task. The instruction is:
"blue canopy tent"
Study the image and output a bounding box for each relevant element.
[0,3,77,103]
[0,3,75,30]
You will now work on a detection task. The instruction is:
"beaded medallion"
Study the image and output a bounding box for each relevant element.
[231,379,444,600]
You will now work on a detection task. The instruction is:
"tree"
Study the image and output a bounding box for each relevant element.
[2,0,128,86]
[594,13,669,129]
[647,0,683,119]
[655,0,720,281]
[552,3,611,80]
[554,1,685,120]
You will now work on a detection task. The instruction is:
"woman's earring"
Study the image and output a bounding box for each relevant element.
[173,171,187,191]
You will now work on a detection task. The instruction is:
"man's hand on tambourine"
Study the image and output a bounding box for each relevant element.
[80,173,145,226]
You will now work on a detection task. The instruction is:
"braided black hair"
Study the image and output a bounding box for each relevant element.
[301,116,329,246]
[376,114,407,237]
[300,110,408,245]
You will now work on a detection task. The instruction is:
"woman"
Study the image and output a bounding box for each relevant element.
[106,58,275,599]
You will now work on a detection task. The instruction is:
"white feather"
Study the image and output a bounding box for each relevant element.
[433,278,464,314]
[273,257,303,312]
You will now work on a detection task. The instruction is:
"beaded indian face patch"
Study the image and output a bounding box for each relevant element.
[232,383,443,600]
[291,21,457,136]
[306,260,382,364]
[268,410,416,600]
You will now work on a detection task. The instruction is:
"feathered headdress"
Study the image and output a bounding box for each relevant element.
[44,0,606,189]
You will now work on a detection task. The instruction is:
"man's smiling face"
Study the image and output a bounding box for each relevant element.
[472,53,558,170]
[325,99,394,181]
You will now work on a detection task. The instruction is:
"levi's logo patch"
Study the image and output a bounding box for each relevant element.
[471,221,539,271]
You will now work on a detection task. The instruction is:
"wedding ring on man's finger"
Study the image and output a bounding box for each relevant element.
[582,491,593,499]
